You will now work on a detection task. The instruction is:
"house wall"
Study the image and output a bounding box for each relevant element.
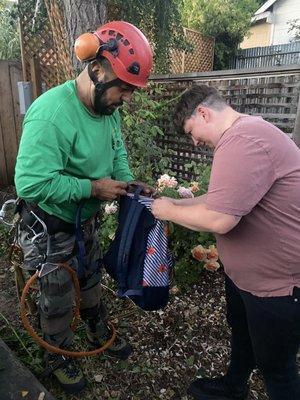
[240,22,271,48]
[272,0,300,44]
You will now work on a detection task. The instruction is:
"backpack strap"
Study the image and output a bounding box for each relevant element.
[117,187,144,292]
[133,186,144,200]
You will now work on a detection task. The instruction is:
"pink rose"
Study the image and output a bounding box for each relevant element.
[178,186,194,198]
[157,174,178,189]
[191,245,207,261]
[205,245,219,261]
[190,182,200,193]
[204,260,220,271]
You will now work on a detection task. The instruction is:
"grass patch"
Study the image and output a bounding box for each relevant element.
[0,313,44,374]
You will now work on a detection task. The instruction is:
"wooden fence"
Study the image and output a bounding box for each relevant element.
[19,1,214,93]
[170,28,214,73]
[0,61,23,187]
[18,0,74,92]
[150,65,300,179]
[229,42,300,70]
[0,63,299,187]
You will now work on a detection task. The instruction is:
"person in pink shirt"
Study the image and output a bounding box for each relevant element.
[151,84,300,400]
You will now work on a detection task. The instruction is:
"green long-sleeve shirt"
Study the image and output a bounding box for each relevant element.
[15,80,133,223]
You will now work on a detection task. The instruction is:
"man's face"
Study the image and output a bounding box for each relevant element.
[183,108,215,148]
[93,72,136,115]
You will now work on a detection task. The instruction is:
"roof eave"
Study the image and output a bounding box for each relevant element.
[254,0,278,15]
[251,10,272,23]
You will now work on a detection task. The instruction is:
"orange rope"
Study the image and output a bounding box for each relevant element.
[20,263,116,358]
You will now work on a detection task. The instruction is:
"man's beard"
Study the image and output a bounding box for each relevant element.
[93,89,123,115]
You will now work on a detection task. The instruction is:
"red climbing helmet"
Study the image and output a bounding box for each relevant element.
[74,21,153,87]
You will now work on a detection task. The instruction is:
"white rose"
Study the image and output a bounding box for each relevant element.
[104,202,118,215]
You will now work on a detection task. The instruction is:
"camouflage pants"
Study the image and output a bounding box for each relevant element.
[18,216,109,348]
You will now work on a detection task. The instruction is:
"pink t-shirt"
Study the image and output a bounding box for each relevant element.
[205,115,300,297]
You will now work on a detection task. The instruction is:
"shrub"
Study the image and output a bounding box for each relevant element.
[101,171,220,291]
[100,89,219,291]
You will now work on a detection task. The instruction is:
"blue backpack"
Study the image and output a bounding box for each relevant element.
[103,188,173,311]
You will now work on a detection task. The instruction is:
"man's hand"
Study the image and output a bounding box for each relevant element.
[91,178,128,200]
[127,180,156,196]
[151,197,174,220]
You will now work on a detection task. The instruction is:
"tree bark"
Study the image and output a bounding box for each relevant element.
[61,0,107,73]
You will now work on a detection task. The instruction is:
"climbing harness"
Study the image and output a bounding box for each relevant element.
[0,199,17,227]
[0,199,117,358]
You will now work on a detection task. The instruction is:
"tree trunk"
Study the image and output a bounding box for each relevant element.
[61,0,107,73]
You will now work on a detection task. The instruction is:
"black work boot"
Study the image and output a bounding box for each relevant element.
[86,318,133,360]
[187,376,249,400]
[45,353,86,394]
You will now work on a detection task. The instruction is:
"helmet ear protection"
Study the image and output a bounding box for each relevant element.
[74,21,153,88]
[76,34,125,98]
[74,34,119,61]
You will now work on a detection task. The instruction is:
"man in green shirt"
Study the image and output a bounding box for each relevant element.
[15,21,153,394]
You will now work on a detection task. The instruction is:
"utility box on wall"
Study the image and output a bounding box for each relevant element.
[17,81,33,115]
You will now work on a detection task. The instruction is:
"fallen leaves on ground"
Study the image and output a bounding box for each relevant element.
[0,255,268,400]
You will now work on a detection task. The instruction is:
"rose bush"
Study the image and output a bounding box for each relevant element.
[156,172,220,291]
[100,170,220,292]
[99,89,219,291]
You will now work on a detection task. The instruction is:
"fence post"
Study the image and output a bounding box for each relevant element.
[293,95,300,148]
[30,57,42,100]
[19,19,27,81]
[181,28,186,73]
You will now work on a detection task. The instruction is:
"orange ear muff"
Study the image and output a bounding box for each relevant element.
[74,32,100,62]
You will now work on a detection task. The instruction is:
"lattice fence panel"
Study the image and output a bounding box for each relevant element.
[150,72,300,179]
[44,0,74,81]
[170,28,214,74]
[19,0,73,90]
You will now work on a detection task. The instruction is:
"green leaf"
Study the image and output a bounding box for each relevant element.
[187,355,195,366]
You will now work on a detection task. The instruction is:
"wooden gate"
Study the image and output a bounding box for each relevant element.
[0,60,23,187]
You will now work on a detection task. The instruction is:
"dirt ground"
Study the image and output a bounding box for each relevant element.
[0,253,268,400]
[0,186,268,399]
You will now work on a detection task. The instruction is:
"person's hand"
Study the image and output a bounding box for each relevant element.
[127,180,156,196]
[91,178,128,200]
[151,197,174,220]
